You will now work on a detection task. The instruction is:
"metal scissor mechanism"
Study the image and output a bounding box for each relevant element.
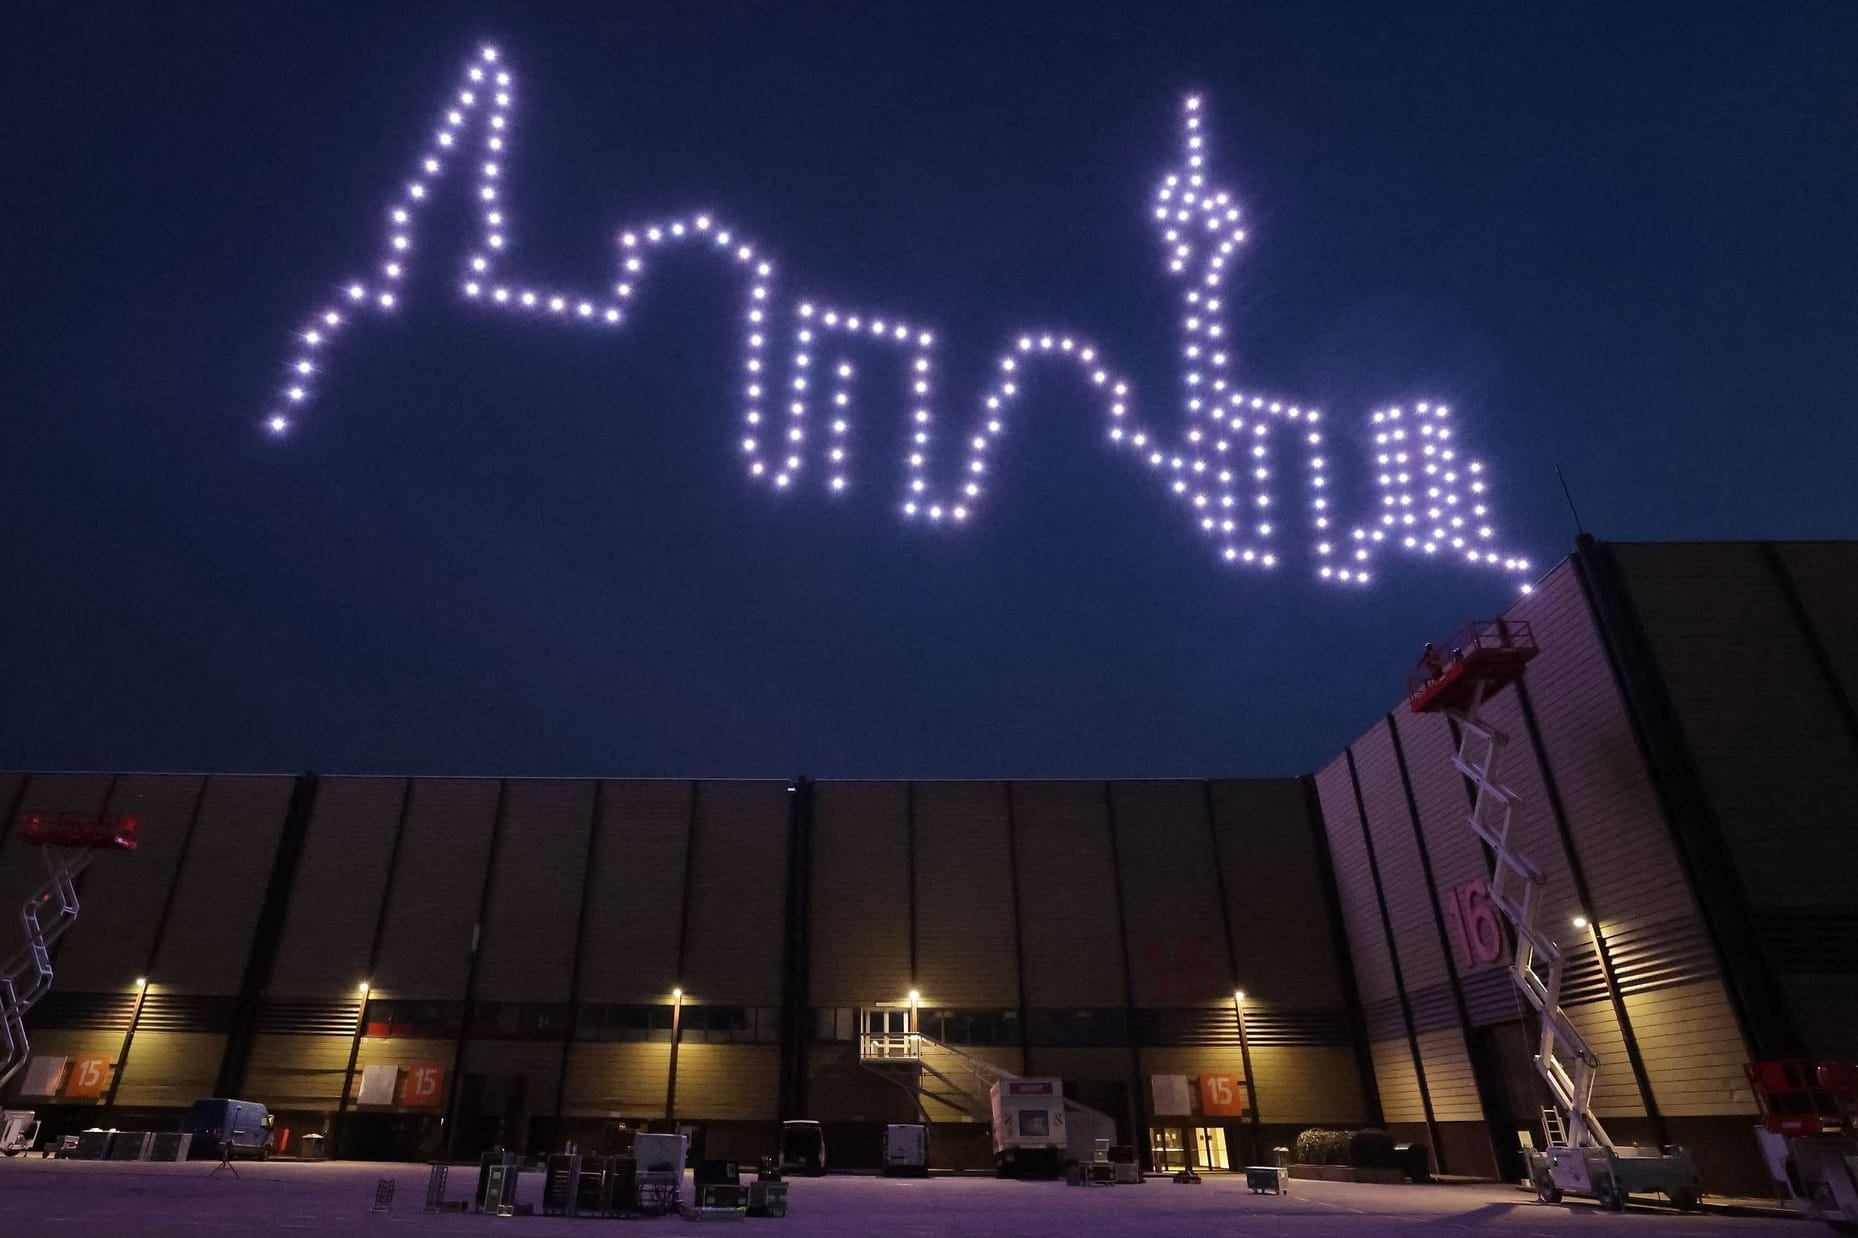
[1409,622,1701,1212]
[0,812,139,1091]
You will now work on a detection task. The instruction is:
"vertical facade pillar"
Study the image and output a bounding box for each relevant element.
[216,772,319,1099]
[1344,748,1446,1169]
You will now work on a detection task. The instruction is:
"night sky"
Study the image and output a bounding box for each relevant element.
[6,3,1855,779]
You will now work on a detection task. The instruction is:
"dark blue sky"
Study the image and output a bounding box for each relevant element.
[5,3,1854,778]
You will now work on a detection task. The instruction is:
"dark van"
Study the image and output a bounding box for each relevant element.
[182,1098,273,1159]
[779,1120,826,1176]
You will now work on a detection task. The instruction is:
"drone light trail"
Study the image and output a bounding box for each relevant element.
[264,44,1533,591]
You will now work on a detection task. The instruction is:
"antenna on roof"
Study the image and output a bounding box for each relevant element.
[1556,465,1585,537]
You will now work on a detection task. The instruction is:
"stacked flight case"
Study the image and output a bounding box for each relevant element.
[543,1152,646,1218]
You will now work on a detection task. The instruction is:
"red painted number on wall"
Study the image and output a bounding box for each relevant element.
[64,1056,111,1100]
[1198,1073,1248,1117]
[1142,934,1221,1004]
[398,1062,445,1108]
[1442,878,1505,971]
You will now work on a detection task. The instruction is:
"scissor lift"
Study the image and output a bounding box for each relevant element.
[1746,1059,1858,1228]
[0,811,139,1091]
[1409,621,1702,1212]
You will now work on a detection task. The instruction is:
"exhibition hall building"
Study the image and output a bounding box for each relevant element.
[3,537,1852,1195]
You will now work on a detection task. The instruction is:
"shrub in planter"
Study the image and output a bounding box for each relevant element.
[1346,1128,1401,1170]
[1293,1129,1349,1166]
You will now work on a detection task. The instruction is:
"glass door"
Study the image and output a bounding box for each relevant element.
[1194,1125,1230,1170]
[1149,1125,1187,1172]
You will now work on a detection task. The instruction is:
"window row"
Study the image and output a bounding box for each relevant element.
[360,1000,780,1044]
[356,1000,1254,1047]
[810,1006,1248,1047]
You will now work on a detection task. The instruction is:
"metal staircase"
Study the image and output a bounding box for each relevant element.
[857,1031,1112,1137]
[858,1032,1004,1124]
[1,812,139,1091]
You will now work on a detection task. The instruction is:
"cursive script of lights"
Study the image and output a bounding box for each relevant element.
[263,44,1533,592]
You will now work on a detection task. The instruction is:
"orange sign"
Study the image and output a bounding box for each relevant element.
[1198,1073,1247,1117]
[64,1055,112,1100]
[399,1061,446,1108]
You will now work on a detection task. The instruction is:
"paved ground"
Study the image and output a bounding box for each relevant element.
[0,1159,1805,1236]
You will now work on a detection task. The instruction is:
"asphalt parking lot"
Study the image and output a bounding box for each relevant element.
[0,1159,1803,1236]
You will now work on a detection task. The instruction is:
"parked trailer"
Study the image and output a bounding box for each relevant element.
[990,1079,1068,1178]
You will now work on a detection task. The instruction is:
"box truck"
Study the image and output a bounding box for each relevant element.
[989,1078,1068,1177]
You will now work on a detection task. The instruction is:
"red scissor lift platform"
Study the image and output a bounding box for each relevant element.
[14,811,140,852]
[1746,1059,1858,1224]
[1406,619,1538,715]
[1747,1060,1858,1138]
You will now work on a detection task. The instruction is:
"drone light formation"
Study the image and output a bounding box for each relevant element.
[265,44,1533,592]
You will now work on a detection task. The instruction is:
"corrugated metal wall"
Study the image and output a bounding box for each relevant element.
[578,779,691,1003]
[371,778,501,1000]
[1614,541,1858,1064]
[809,781,910,1008]
[1312,757,1428,1127]
[913,781,1020,1011]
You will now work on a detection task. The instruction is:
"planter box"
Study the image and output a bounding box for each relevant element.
[1287,1164,1407,1184]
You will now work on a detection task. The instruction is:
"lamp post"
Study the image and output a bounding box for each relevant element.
[330,980,373,1153]
[665,987,685,1127]
[1233,989,1262,1166]
[101,976,151,1115]
[1569,913,1667,1146]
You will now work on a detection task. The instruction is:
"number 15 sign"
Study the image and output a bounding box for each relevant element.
[398,1062,446,1109]
[1198,1073,1248,1117]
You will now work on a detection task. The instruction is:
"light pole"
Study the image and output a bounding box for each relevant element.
[1570,913,1667,1147]
[665,987,685,1127]
[1233,989,1262,1166]
[331,980,372,1153]
[100,976,150,1115]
